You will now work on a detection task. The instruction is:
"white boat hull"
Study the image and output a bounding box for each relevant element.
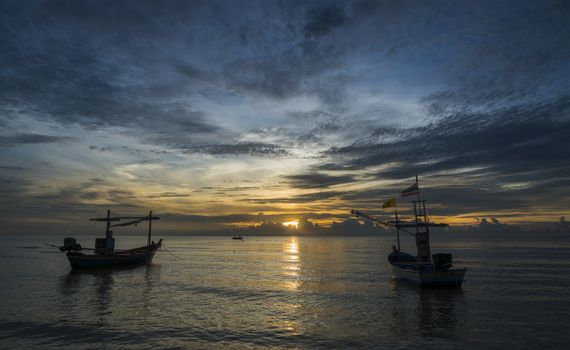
[388,251,466,286]
[389,263,466,286]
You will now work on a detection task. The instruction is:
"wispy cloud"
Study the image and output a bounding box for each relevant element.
[284,172,355,189]
[180,142,291,157]
[0,133,70,148]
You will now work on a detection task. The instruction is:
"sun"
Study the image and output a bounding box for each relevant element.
[282,220,299,229]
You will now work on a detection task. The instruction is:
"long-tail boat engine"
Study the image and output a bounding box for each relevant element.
[59,237,82,252]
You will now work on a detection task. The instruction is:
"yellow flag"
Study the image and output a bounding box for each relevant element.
[382,197,396,209]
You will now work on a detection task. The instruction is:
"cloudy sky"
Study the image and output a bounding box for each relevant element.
[1,0,569,234]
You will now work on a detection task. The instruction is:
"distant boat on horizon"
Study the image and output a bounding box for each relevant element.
[352,176,467,287]
[232,234,244,240]
[58,210,162,269]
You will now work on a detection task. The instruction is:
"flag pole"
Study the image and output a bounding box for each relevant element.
[416,174,421,202]
[395,205,401,256]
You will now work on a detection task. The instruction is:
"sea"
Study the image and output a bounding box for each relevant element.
[0,231,569,349]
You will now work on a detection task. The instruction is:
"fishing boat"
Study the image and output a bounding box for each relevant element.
[232,234,244,240]
[352,176,467,287]
[59,210,162,269]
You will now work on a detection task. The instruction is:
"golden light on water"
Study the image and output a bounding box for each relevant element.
[283,237,300,290]
[286,237,299,256]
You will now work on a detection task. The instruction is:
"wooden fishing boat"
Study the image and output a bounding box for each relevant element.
[387,250,466,286]
[352,176,467,287]
[232,235,244,240]
[59,210,162,269]
[66,240,162,269]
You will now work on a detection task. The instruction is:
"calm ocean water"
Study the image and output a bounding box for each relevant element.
[0,232,569,349]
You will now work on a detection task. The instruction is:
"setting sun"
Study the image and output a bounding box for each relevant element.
[282,220,299,229]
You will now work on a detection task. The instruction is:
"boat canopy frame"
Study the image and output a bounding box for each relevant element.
[90,209,160,246]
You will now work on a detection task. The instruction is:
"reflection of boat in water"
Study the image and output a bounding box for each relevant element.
[58,264,161,324]
[59,210,162,269]
[232,235,244,240]
[388,279,464,338]
[352,176,467,287]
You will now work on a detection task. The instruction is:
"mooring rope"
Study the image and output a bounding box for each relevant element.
[160,242,184,259]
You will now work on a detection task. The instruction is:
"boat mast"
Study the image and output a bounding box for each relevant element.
[148,210,153,246]
[394,206,401,255]
[105,209,112,240]
[412,175,432,262]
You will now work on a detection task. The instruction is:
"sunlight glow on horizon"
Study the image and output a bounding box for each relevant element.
[282,220,299,229]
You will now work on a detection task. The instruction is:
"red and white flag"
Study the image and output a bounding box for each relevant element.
[401,182,419,197]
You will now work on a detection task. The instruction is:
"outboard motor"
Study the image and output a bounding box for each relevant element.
[59,237,82,252]
[432,253,453,270]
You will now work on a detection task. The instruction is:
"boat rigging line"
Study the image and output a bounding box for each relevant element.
[351,210,418,237]
[160,242,183,259]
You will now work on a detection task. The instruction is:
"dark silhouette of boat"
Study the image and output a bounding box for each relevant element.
[59,210,162,269]
[66,240,162,269]
[232,235,243,240]
[352,176,467,287]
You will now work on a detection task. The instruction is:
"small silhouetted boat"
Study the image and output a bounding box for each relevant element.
[232,235,243,240]
[59,210,162,269]
[352,176,467,287]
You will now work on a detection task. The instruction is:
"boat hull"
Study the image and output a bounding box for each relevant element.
[67,240,161,269]
[388,251,466,286]
[389,263,466,286]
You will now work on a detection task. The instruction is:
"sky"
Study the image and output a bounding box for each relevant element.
[1,0,569,235]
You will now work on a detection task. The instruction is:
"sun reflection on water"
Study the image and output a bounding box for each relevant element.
[278,237,303,335]
[287,237,299,255]
[283,237,300,290]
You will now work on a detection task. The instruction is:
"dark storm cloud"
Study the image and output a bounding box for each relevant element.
[28,178,138,207]
[0,0,377,152]
[340,187,397,203]
[419,1,570,113]
[326,96,570,173]
[296,116,344,143]
[219,0,570,112]
[0,166,28,170]
[303,3,348,38]
[426,186,535,215]
[0,0,222,143]
[222,40,347,102]
[330,0,570,215]
[89,145,112,152]
[144,140,291,157]
[0,175,31,195]
[287,110,336,120]
[317,96,570,213]
[0,133,70,148]
[248,190,344,204]
[3,0,567,128]
[181,142,291,157]
[219,0,389,103]
[284,172,355,189]
[337,185,533,217]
